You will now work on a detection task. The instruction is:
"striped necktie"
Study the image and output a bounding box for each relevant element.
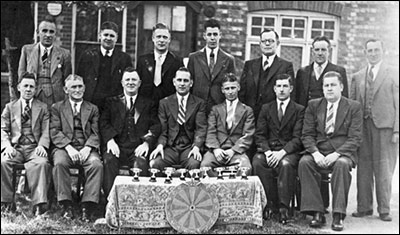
[325,103,335,135]
[21,99,31,123]
[226,101,234,130]
[42,48,48,63]
[177,96,185,125]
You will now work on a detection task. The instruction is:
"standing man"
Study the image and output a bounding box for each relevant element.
[252,74,305,224]
[50,74,103,222]
[239,29,294,120]
[18,16,72,108]
[299,71,362,231]
[77,21,132,112]
[136,23,184,103]
[100,67,161,198]
[188,19,236,114]
[1,72,51,216]
[350,39,399,222]
[200,73,254,176]
[149,67,207,173]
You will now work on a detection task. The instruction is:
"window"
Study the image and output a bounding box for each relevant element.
[246,11,339,73]
[143,5,186,32]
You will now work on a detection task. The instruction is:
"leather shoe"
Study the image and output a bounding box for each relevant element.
[310,212,326,228]
[62,205,74,219]
[81,207,90,222]
[33,203,47,217]
[279,207,289,225]
[1,202,16,213]
[379,213,392,222]
[331,213,344,231]
[263,208,273,220]
[352,210,373,217]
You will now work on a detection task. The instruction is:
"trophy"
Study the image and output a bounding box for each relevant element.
[164,167,175,184]
[215,167,225,180]
[227,165,238,179]
[131,168,142,182]
[200,166,211,179]
[189,169,201,181]
[176,168,187,181]
[240,167,250,180]
[149,168,160,182]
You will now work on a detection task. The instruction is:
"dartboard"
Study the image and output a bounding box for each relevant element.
[165,181,219,233]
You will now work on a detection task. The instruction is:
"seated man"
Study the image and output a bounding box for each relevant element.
[1,72,51,216]
[200,73,254,176]
[252,74,305,224]
[50,74,103,222]
[299,71,362,231]
[149,67,207,174]
[100,67,161,197]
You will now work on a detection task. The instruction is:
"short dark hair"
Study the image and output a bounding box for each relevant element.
[123,66,137,74]
[364,38,384,49]
[41,15,56,25]
[222,73,239,85]
[152,23,170,34]
[260,28,280,41]
[275,74,293,86]
[175,67,191,79]
[18,72,36,84]
[323,71,343,84]
[204,19,220,30]
[312,35,331,47]
[101,21,119,33]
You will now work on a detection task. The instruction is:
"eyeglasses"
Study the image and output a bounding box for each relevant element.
[261,39,276,44]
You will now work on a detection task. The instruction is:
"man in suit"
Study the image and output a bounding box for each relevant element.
[1,72,51,216]
[136,23,184,103]
[350,39,399,222]
[77,21,132,113]
[188,19,236,114]
[18,16,72,108]
[299,71,362,231]
[100,67,161,198]
[50,74,103,222]
[200,73,255,176]
[239,29,294,120]
[149,67,207,173]
[252,74,305,224]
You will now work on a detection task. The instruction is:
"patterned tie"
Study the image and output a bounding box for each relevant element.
[325,103,335,135]
[154,54,162,86]
[368,65,375,83]
[209,49,215,73]
[73,102,79,117]
[129,97,135,116]
[226,101,234,130]
[278,101,284,122]
[263,58,269,70]
[21,99,31,123]
[42,48,48,63]
[177,96,185,125]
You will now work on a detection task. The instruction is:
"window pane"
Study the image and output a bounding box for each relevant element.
[311,30,321,39]
[101,8,123,42]
[281,29,291,38]
[294,19,305,28]
[325,21,335,30]
[144,5,157,30]
[252,27,261,36]
[172,6,186,31]
[282,18,292,27]
[294,30,304,39]
[158,5,172,27]
[252,17,262,26]
[281,45,303,74]
[324,31,334,40]
[76,7,98,41]
[264,17,275,27]
[312,20,322,29]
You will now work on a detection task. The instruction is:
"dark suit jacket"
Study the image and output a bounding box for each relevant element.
[157,94,207,149]
[206,101,255,154]
[50,99,100,150]
[301,97,363,166]
[18,43,72,102]
[239,56,294,118]
[76,47,132,104]
[295,62,348,107]
[351,63,399,132]
[255,100,305,154]
[136,51,183,102]
[99,95,161,150]
[188,48,236,112]
[1,99,50,150]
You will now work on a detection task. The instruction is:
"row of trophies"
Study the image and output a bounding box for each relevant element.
[130,166,251,183]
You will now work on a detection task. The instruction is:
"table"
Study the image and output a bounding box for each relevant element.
[105,176,267,229]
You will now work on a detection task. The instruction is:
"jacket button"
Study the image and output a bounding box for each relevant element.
[94,77,98,80]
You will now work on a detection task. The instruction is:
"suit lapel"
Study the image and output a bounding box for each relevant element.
[318,99,328,133]
[169,95,179,122]
[211,49,226,81]
[230,102,246,134]
[280,100,295,129]
[80,101,90,130]
[372,63,387,96]
[134,96,145,124]
[266,56,280,83]
[50,46,62,76]
[334,98,349,134]
[118,95,127,119]
[304,64,313,94]
[185,95,196,122]
[269,101,281,128]
[161,52,173,77]
[111,50,121,75]
[31,100,40,131]
[11,100,22,132]
[199,49,211,80]
[217,103,228,131]
[252,58,262,89]
[61,100,74,132]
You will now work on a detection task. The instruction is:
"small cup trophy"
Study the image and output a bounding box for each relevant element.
[200,166,211,179]
[189,169,201,181]
[227,166,237,179]
[164,167,175,184]
[131,168,142,182]
[215,167,225,180]
[240,167,250,180]
[176,169,187,181]
[149,168,160,182]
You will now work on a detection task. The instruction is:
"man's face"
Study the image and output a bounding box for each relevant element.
[260,31,279,57]
[18,78,36,100]
[203,27,221,49]
[365,41,383,65]
[312,40,330,65]
[121,71,141,96]
[274,79,292,101]
[64,79,85,102]
[221,81,240,101]
[173,71,192,96]
[99,29,118,50]
[152,28,171,54]
[38,21,56,48]
[323,76,343,103]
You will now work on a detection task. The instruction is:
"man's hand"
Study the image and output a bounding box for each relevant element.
[135,142,149,159]
[35,146,47,158]
[392,133,399,144]
[107,138,120,158]
[79,146,92,164]
[325,152,340,167]
[224,149,235,162]
[312,151,327,169]
[149,144,164,160]
[1,146,16,160]
[66,145,80,164]
[213,148,226,162]
[188,146,202,161]
[267,149,286,168]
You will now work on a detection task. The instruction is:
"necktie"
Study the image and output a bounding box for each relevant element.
[73,102,79,117]
[263,58,269,70]
[368,65,375,83]
[226,101,234,130]
[21,99,31,123]
[209,49,215,73]
[278,102,284,122]
[42,48,48,63]
[154,54,162,86]
[129,97,135,115]
[105,50,110,57]
[325,103,335,135]
[316,65,323,79]
[177,96,185,125]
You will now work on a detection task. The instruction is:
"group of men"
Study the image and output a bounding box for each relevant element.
[1,16,398,233]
